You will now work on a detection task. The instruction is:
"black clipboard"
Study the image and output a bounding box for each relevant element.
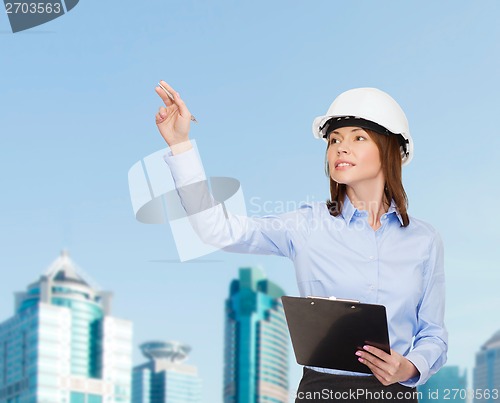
[281,296,391,374]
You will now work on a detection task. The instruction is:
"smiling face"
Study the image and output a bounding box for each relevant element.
[326,126,384,189]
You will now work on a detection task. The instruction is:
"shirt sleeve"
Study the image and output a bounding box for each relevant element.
[401,231,448,387]
[163,142,311,259]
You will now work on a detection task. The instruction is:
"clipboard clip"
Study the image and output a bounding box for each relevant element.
[307,296,360,304]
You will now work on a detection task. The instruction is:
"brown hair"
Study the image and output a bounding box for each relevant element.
[325,129,410,227]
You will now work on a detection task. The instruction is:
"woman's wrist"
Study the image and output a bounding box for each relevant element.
[403,359,419,381]
[170,139,193,155]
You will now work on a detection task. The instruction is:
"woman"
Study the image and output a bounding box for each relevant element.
[154,82,447,402]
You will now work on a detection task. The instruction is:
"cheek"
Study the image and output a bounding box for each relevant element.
[326,148,336,171]
[362,147,382,169]
[326,147,333,163]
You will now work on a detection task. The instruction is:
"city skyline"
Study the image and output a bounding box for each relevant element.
[0,251,132,402]
[0,250,500,402]
[1,252,498,402]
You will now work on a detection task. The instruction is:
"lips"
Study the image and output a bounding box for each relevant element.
[335,160,355,168]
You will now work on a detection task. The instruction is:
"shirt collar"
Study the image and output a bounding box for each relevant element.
[341,195,404,226]
[387,201,405,226]
[340,195,358,225]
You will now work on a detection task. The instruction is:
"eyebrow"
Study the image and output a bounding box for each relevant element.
[330,128,366,135]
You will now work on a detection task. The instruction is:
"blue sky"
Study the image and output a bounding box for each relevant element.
[1,1,500,401]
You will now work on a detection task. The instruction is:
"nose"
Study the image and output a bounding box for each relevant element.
[337,141,350,155]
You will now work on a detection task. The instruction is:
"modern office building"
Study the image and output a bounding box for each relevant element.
[132,341,202,403]
[223,267,289,403]
[0,251,133,403]
[417,365,467,403]
[474,329,500,403]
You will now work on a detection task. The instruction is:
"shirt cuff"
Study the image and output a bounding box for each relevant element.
[399,352,427,387]
[162,140,207,187]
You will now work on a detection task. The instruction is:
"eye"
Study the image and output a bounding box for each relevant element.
[329,137,340,145]
[355,136,367,141]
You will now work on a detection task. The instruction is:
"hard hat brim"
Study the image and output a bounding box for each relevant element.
[312,114,414,166]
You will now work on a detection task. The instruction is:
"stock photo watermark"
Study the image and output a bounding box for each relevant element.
[248,195,320,216]
[3,0,80,32]
[293,388,499,401]
[128,143,394,261]
[294,388,422,401]
[128,141,396,261]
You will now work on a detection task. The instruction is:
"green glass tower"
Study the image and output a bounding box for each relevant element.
[417,365,467,403]
[223,267,289,403]
[474,330,500,403]
[0,251,132,403]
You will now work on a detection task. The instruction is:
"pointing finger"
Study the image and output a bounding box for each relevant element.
[155,85,173,107]
[158,80,179,103]
[159,80,177,95]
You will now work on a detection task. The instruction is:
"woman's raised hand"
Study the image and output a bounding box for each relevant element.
[155,81,192,150]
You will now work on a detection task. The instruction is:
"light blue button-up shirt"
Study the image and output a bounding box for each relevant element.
[164,144,448,387]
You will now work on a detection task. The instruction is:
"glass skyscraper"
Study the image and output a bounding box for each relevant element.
[132,341,202,403]
[474,329,500,403]
[0,251,133,403]
[417,365,467,403]
[223,267,289,403]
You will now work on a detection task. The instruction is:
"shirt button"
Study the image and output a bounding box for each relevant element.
[369,285,375,290]
[368,256,375,260]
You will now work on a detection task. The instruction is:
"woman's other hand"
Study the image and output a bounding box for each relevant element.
[356,345,419,385]
[155,80,193,154]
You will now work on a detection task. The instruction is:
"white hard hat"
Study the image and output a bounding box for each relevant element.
[312,88,414,166]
